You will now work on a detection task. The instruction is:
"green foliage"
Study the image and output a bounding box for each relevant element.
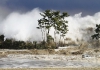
[92,24,100,39]
[0,35,5,48]
[47,35,54,43]
[3,39,12,49]
[0,35,57,49]
[37,10,69,38]
[0,35,4,42]
[92,24,100,49]
[37,10,69,48]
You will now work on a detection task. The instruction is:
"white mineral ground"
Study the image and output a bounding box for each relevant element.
[0,49,100,68]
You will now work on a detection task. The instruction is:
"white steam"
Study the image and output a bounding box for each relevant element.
[0,8,99,42]
[0,8,42,41]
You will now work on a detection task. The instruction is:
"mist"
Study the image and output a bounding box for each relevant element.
[0,8,99,42]
[0,8,43,41]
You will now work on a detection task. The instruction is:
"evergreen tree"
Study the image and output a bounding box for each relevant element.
[37,10,69,47]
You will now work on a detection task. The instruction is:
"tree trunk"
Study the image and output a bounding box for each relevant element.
[54,30,56,47]
[59,34,62,46]
[41,28,44,41]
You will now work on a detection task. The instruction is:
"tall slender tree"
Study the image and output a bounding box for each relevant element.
[37,10,69,47]
[52,12,69,46]
[37,10,53,42]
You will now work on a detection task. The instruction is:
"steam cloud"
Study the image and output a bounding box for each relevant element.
[0,8,99,42]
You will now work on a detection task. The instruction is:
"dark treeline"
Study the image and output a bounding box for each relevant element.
[0,35,58,49]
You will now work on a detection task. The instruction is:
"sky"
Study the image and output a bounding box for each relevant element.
[0,0,100,16]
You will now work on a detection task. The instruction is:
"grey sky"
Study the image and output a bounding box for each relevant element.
[0,0,100,15]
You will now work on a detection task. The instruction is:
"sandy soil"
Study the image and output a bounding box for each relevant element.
[0,68,100,70]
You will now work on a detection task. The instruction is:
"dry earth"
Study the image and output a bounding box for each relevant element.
[0,68,100,70]
[0,48,100,68]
